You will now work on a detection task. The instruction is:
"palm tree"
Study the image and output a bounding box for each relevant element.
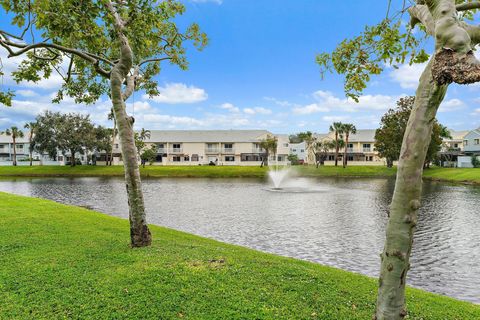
[342,123,357,168]
[298,131,317,165]
[3,127,24,166]
[107,108,116,166]
[315,140,335,168]
[259,135,277,167]
[329,122,344,167]
[24,122,37,166]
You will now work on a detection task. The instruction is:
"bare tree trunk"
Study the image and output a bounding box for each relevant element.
[343,135,349,168]
[334,133,339,167]
[110,119,116,166]
[70,149,76,167]
[12,137,16,166]
[375,60,447,319]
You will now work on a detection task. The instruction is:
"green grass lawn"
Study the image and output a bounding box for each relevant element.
[0,192,478,319]
[0,164,479,184]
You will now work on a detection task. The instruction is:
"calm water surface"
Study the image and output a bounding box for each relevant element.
[0,176,479,303]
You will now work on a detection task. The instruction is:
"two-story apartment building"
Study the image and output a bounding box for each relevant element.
[108,130,290,166]
[315,129,382,165]
[0,134,30,162]
[458,128,480,167]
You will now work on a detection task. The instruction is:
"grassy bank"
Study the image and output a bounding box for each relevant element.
[0,165,479,184]
[1,192,479,319]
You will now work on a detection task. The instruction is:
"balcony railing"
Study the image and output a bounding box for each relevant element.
[205,148,220,154]
[157,148,166,154]
[252,148,264,153]
[168,147,183,153]
[363,148,372,152]
[346,148,354,153]
[222,148,235,153]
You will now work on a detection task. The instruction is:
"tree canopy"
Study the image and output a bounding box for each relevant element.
[0,0,208,106]
[374,96,451,167]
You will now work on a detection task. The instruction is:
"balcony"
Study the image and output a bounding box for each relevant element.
[363,148,372,152]
[168,147,183,153]
[252,147,264,153]
[346,148,354,153]
[157,148,166,154]
[222,148,235,154]
[205,148,220,154]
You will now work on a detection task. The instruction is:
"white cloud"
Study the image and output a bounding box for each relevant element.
[389,63,427,89]
[143,83,208,104]
[293,103,329,115]
[243,107,272,115]
[0,49,66,90]
[471,108,480,115]
[438,98,465,112]
[322,115,349,122]
[220,103,240,113]
[292,90,400,115]
[15,89,38,97]
[263,96,293,107]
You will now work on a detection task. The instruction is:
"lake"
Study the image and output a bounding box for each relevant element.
[0,176,478,303]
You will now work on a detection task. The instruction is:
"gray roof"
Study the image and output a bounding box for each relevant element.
[448,130,470,140]
[145,130,272,143]
[0,133,29,144]
[316,129,376,142]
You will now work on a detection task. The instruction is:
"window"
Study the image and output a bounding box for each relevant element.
[115,144,119,149]
[292,149,297,152]
[301,149,304,152]
[191,154,199,161]
[464,140,468,146]
[225,156,235,162]
[475,139,479,145]
[348,143,353,148]
[184,156,190,161]
[224,143,233,149]
[363,144,371,148]
[328,155,335,161]
[173,144,181,149]
[172,156,181,162]
[348,155,354,161]
[283,143,289,147]
[241,153,262,161]
[454,143,459,148]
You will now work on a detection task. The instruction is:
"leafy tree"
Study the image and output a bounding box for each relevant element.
[134,128,151,155]
[56,113,96,167]
[287,154,299,165]
[31,111,61,161]
[375,96,450,168]
[94,126,114,165]
[2,126,24,166]
[24,121,37,166]
[107,108,116,166]
[342,123,357,168]
[297,131,317,165]
[259,135,278,167]
[318,1,480,317]
[472,155,480,168]
[315,140,335,168]
[140,145,157,168]
[0,0,207,247]
[329,122,344,167]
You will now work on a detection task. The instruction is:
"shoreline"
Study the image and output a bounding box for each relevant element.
[0,165,478,185]
[1,191,478,319]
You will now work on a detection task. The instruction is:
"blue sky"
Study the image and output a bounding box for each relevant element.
[1,0,479,134]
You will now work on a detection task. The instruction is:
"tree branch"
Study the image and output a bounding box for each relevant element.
[408,5,435,36]
[0,38,111,78]
[122,67,139,101]
[456,1,480,12]
[138,57,172,67]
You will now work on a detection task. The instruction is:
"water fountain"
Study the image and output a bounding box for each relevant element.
[266,145,324,193]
